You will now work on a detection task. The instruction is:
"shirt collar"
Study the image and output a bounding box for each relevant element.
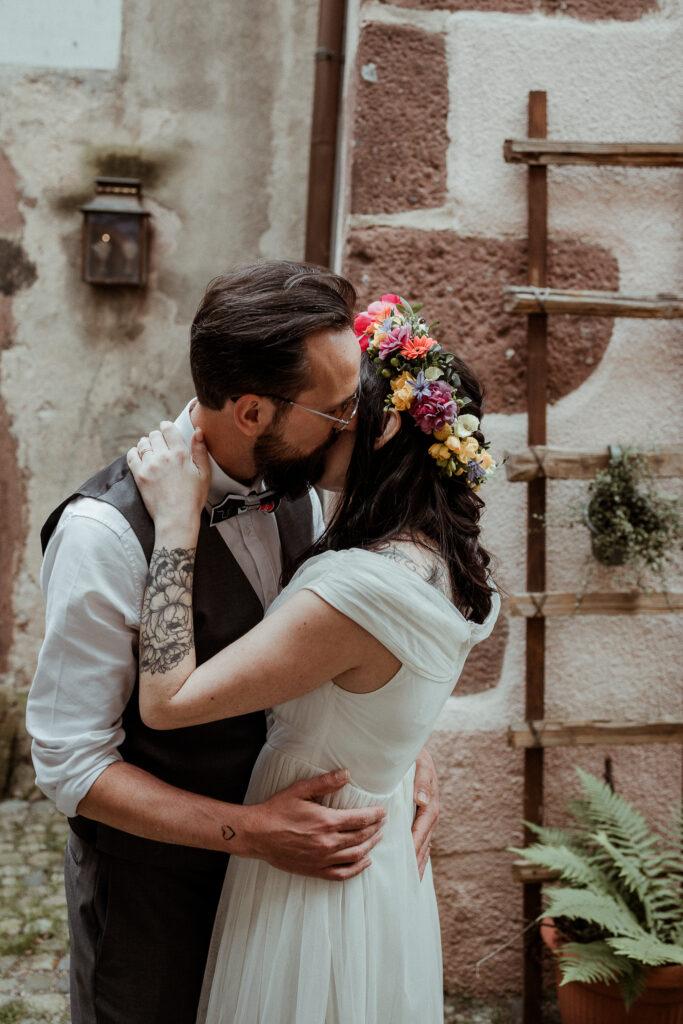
[174,400,267,508]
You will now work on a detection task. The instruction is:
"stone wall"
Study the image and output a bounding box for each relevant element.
[338,0,683,998]
[0,0,319,791]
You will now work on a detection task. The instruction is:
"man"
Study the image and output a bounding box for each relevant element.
[28,261,438,1024]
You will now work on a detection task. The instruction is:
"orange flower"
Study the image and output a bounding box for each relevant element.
[400,335,436,360]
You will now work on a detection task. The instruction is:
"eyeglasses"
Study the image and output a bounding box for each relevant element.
[232,390,360,431]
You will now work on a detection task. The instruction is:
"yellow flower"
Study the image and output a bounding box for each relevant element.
[433,424,452,442]
[458,436,479,462]
[445,435,461,454]
[391,386,414,411]
[428,443,451,461]
[390,371,416,411]
[391,371,415,392]
[478,450,493,470]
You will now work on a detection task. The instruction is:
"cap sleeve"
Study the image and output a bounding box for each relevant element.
[279,548,492,683]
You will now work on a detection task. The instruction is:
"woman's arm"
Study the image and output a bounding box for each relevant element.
[128,423,398,730]
[139,552,392,728]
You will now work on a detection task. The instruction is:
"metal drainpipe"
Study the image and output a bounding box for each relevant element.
[304,0,347,268]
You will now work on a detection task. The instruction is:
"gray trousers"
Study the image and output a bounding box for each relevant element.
[64,833,226,1024]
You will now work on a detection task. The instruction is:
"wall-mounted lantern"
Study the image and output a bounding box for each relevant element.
[81,177,150,286]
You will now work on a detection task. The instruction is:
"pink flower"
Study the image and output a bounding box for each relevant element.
[354,294,400,347]
[409,380,457,434]
[379,324,411,360]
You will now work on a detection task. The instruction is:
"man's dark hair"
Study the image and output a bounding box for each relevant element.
[190,261,356,410]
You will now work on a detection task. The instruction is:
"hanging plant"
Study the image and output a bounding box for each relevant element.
[582,447,681,576]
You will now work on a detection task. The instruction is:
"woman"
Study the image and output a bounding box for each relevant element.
[128,295,499,1024]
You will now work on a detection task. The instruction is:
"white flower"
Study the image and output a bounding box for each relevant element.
[455,413,480,437]
[424,366,444,381]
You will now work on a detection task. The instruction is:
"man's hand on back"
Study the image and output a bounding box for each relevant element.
[243,769,386,881]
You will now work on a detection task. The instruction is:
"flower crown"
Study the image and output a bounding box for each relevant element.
[353,294,496,490]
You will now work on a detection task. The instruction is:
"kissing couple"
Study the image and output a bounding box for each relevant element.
[29,261,499,1023]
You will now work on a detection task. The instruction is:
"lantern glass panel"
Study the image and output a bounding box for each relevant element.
[84,211,145,285]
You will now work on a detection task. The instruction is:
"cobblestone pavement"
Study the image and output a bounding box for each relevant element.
[0,800,70,1024]
[0,798,554,1024]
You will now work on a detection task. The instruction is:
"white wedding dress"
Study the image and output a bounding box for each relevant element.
[197,548,500,1024]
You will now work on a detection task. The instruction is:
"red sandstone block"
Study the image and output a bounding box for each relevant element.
[433,849,524,994]
[428,729,525,856]
[351,24,448,214]
[368,0,654,18]
[370,0,532,11]
[540,0,657,20]
[0,150,25,235]
[543,745,683,836]
[344,227,618,413]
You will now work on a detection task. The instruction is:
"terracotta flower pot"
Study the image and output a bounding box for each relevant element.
[541,918,683,1024]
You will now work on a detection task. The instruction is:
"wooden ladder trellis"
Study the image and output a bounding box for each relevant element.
[502,91,683,1024]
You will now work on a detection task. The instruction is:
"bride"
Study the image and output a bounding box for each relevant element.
[128,295,499,1024]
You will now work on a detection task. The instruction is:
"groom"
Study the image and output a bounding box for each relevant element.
[28,261,439,1024]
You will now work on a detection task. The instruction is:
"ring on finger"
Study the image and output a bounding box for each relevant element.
[138,445,153,457]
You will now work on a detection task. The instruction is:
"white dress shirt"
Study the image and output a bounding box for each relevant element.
[27,400,324,817]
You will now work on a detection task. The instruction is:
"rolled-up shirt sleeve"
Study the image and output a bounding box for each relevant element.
[27,500,147,817]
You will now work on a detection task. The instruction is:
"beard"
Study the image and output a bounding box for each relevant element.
[253,423,339,500]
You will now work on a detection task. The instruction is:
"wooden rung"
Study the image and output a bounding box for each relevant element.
[503,286,683,318]
[512,859,560,884]
[507,591,683,617]
[503,140,683,166]
[504,445,683,481]
[508,719,683,749]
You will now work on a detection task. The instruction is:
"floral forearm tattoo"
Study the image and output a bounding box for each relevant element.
[140,546,196,675]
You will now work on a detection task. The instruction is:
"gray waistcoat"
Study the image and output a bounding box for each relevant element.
[41,454,314,872]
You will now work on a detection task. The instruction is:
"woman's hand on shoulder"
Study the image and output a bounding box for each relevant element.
[127,422,210,538]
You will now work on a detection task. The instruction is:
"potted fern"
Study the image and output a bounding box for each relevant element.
[511,768,683,1022]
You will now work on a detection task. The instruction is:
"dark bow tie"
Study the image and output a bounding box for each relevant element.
[209,489,281,526]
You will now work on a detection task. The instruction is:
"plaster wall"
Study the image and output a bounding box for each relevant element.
[339,0,683,999]
[0,0,319,690]
[0,0,122,70]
